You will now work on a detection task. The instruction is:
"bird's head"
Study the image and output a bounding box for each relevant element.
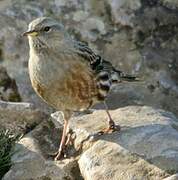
[23,17,67,51]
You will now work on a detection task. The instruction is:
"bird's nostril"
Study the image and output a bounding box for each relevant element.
[22,32,28,37]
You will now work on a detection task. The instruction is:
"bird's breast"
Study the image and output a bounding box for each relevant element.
[28,51,98,110]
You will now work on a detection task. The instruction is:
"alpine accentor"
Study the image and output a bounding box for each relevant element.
[23,17,138,160]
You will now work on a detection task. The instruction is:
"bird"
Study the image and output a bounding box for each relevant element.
[23,17,138,160]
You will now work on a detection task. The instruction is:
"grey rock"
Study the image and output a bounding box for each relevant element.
[79,141,168,180]
[0,100,48,135]
[107,0,141,26]
[5,105,178,179]
[103,31,141,73]
[73,10,89,22]
[67,106,178,179]
[163,174,178,180]
[3,118,82,180]
[79,17,106,41]
[162,0,178,9]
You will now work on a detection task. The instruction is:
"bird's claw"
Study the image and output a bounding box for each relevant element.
[47,150,64,160]
[48,129,76,161]
[54,150,65,161]
[98,124,121,135]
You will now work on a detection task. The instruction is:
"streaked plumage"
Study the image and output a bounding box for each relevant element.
[24,17,138,160]
[73,41,137,101]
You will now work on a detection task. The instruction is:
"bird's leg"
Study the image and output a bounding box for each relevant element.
[98,101,120,135]
[65,128,75,146]
[54,111,71,161]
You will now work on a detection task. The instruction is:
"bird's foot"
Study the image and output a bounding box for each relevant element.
[98,123,121,135]
[48,148,68,161]
[47,129,75,161]
[54,150,64,161]
[47,149,65,160]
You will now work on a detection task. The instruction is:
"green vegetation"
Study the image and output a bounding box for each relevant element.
[0,129,17,179]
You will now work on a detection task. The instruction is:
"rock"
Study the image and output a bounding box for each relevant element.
[0,66,21,102]
[103,31,141,73]
[102,0,178,117]
[162,0,178,9]
[79,141,168,180]
[4,105,178,179]
[67,106,178,179]
[79,17,106,41]
[0,100,48,135]
[73,10,89,22]
[163,174,178,180]
[107,0,141,26]
[3,118,83,180]
[104,79,178,116]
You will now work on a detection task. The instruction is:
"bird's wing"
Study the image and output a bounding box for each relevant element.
[73,41,137,82]
[73,41,138,100]
[74,41,116,72]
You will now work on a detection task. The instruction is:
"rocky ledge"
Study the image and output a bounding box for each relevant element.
[0,100,48,135]
[2,105,178,180]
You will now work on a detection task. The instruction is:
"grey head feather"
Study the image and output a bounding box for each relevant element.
[28,17,64,32]
[27,17,70,52]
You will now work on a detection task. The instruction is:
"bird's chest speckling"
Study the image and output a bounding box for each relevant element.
[29,51,97,110]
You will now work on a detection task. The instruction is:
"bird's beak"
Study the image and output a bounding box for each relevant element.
[22,30,38,37]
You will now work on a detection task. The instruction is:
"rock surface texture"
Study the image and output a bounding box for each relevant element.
[0,100,48,135]
[3,106,178,180]
[3,115,83,180]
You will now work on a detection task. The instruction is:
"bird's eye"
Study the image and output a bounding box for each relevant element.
[44,26,50,32]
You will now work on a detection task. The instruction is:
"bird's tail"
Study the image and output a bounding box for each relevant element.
[111,70,140,83]
[119,72,139,82]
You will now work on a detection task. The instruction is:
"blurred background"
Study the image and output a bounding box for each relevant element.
[0,0,178,117]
